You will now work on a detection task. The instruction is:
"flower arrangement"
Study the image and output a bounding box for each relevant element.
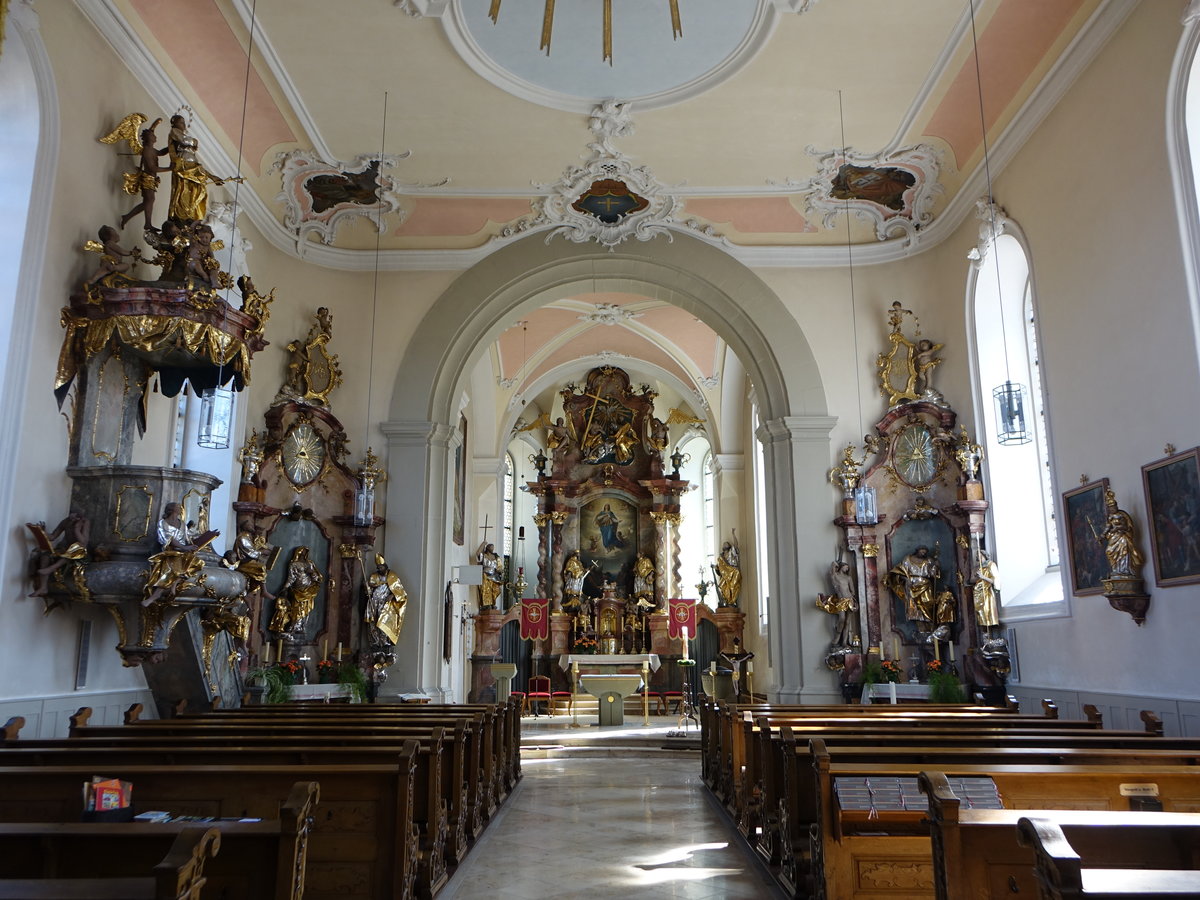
[277,660,302,684]
[925,658,946,677]
[880,659,903,683]
[316,658,337,683]
[926,659,966,703]
[572,635,598,654]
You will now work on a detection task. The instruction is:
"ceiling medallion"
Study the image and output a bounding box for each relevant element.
[272,150,448,252]
[498,100,721,248]
[782,143,943,243]
[488,0,682,64]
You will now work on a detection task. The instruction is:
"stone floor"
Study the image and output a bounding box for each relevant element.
[440,717,785,900]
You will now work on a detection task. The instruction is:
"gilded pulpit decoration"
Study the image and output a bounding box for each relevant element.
[279,416,329,490]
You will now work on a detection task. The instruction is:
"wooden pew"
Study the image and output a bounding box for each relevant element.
[0,752,421,900]
[795,751,1200,900]
[80,713,497,839]
[0,782,316,900]
[0,824,219,900]
[1017,814,1200,900]
[2,731,471,880]
[922,771,1200,900]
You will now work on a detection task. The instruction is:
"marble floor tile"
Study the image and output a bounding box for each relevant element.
[440,757,785,900]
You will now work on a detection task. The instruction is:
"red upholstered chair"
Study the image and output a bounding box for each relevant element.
[662,690,684,715]
[551,686,573,716]
[526,675,552,717]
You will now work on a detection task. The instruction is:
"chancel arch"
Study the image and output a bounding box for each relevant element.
[383,230,836,702]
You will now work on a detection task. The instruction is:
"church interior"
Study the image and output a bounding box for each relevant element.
[2,0,1200,895]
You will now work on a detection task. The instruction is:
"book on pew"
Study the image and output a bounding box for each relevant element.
[82,775,134,821]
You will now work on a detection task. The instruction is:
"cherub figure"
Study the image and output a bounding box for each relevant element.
[913,338,944,396]
[117,117,170,231]
[84,226,137,288]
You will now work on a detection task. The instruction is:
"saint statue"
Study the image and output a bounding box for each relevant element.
[270,546,322,635]
[366,554,408,646]
[632,554,656,610]
[884,545,956,630]
[713,536,742,608]
[973,550,1000,628]
[476,542,503,609]
[166,114,237,221]
[815,559,858,647]
[142,502,218,606]
[26,511,90,599]
[563,550,588,610]
[223,518,275,603]
[1100,489,1145,578]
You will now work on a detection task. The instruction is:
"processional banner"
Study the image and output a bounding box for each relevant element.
[519,598,550,641]
[667,598,696,640]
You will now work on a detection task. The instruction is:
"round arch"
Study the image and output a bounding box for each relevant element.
[388,231,825,426]
[383,230,836,703]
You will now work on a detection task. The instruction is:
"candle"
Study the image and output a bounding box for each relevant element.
[709,661,716,675]
[681,626,690,661]
[949,642,955,662]
[323,639,328,661]
[276,639,282,662]
[747,661,753,674]
[336,642,343,662]
[263,642,271,665]
[934,639,940,662]
[893,636,901,660]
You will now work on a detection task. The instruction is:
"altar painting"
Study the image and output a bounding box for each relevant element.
[579,497,637,596]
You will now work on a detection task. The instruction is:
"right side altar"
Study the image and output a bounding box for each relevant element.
[822,303,1010,701]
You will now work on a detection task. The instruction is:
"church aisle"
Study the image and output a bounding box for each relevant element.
[439,757,784,900]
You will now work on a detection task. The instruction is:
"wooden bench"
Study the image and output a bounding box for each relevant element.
[798,754,1200,900]
[922,770,1200,899]
[0,752,422,900]
[1017,814,1200,899]
[0,782,316,900]
[0,824,218,900]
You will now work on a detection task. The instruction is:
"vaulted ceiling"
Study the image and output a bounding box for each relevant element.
[89,0,1125,421]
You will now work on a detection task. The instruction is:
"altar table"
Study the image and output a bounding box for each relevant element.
[579,674,646,726]
[560,654,661,724]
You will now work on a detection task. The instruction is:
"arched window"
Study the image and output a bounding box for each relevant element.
[969,209,1063,617]
[502,453,514,558]
[677,433,713,605]
[1167,10,1200,383]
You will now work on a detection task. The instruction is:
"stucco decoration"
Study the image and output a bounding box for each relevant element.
[499,101,719,249]
[272,149,444,251]
[966,198,1016,267]
[784,144,943,242]
[579,302,642,326]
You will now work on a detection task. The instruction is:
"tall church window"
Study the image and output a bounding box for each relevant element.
[970,226,1063,615]
[677,434,713,605]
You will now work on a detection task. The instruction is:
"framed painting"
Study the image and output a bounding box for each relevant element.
[452,414,467,546]
[579,497,638,595]
[1142,447,1200,587]
[1062,478,1109,596]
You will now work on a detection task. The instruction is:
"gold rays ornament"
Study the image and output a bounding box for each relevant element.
[489,0,682,64]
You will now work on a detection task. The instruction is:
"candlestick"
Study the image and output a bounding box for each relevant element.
[888,682,897,704]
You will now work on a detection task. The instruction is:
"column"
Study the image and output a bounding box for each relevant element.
[381,419,455,701]
[757,415,839,703]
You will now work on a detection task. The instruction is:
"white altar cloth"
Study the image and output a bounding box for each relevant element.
[559,653,660,671]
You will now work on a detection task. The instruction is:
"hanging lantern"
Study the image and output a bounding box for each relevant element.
[196,386,234,449]
[853,485,878,525]
[992,381,1031,445]
[354,447,384,525]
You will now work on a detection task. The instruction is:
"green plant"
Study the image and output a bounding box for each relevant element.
[928,670,966,703]
[860,659,883,686]
[246,665,294,704]
[337,661,368,703]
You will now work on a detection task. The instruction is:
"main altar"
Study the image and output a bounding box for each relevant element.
[470,365,745,701]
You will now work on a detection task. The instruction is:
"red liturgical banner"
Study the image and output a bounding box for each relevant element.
[519,598,550,641]
[667,598,696,640]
